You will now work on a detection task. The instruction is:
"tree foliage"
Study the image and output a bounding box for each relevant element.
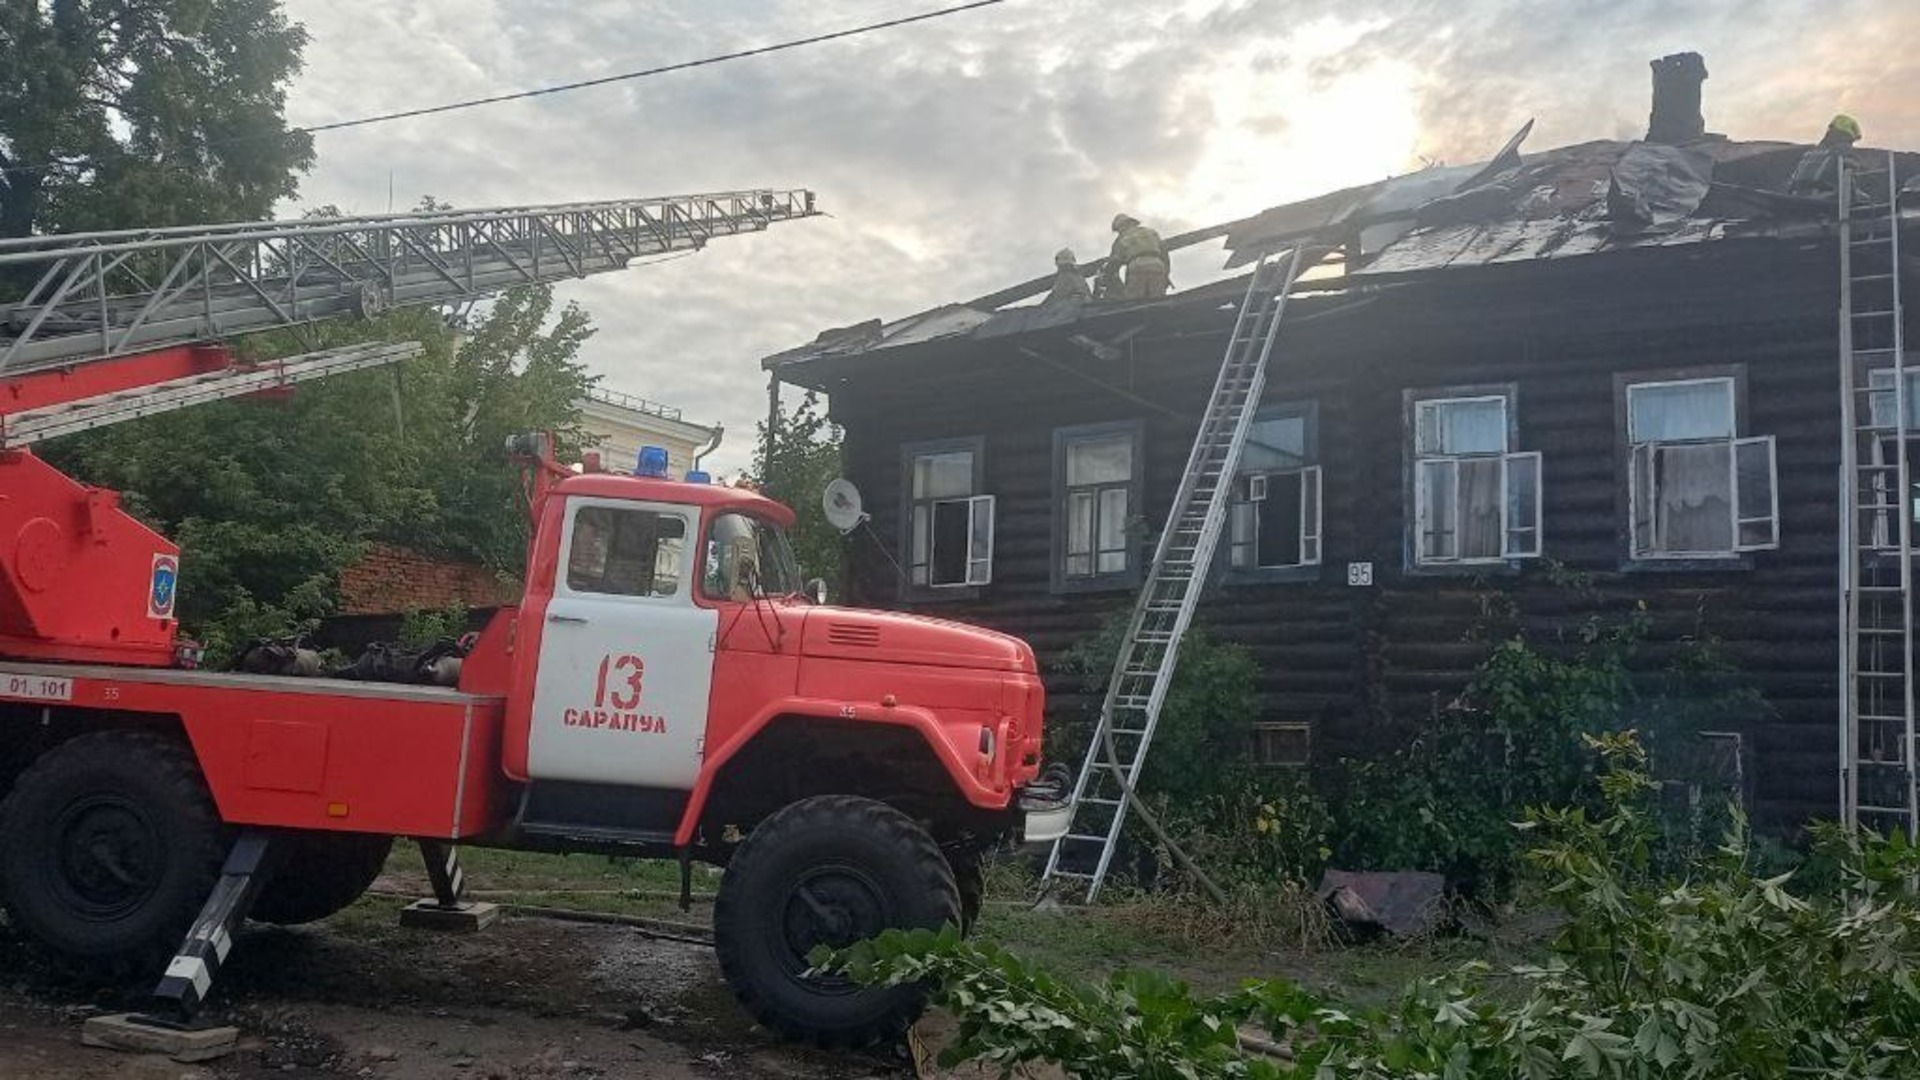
[0,0,313,241]
[40,286,594,663]
[829,735,1920,1079]
[753,389,844,586]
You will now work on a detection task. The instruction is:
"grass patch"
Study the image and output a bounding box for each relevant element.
[351,845,1531,1014]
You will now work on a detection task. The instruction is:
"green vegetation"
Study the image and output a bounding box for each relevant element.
[1056,583,1762,900]
[827,734,1920,1079]
[753,389,844,587]
[3,5,593,666]
[0,0,311,241]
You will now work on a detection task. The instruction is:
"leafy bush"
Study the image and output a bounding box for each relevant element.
[827,734,1920,1079]
[1328,602,1763,896]
[1056,620,1264,806]
[1161,772,1335,890]
[1053,620,1336,889]
[398,602,473,648]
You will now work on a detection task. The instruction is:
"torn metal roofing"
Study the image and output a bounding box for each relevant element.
[767,127,1910,373]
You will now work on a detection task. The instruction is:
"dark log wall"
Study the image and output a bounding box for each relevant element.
[805,245,1868,830]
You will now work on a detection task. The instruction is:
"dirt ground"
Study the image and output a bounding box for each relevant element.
[0,890,910,1080]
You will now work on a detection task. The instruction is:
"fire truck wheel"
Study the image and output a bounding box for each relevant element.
[0,730,226,973]
[714,795,959,1046]
[249,832,395,925]
[950,852,984,933]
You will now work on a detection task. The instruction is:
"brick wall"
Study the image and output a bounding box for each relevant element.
[336,542,520,616]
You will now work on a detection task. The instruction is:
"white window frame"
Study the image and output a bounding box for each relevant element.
[904,440,993,591]
[929,494,996,587]
[1625,377,1778,560]
[1410,394,1542,566]
[1231,466,1323,570]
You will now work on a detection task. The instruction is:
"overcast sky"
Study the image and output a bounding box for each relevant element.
[277,0,1920,475]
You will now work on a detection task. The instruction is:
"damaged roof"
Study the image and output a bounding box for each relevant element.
[767,126,1913,373]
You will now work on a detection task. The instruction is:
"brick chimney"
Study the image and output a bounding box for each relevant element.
[1646,52,1707,144]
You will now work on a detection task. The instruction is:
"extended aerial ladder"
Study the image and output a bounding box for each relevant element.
[1042,244,1324,901]
[1837,152,1917,841]
[0,190,817,666]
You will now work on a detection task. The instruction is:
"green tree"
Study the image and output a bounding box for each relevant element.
[754,390,844,585]
[0,0,312,241]
[40,285,594,663]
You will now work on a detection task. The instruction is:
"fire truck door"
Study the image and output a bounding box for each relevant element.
[526,499,716,788]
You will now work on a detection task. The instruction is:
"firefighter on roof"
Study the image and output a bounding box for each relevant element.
[1042,248,1092,306]
[1105,214,1170,300]
[1789,114,1863,199]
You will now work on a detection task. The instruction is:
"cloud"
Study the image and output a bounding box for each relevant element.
[277,0,1920,474]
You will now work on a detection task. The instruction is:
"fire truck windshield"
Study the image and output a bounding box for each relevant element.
[703,513,803,600]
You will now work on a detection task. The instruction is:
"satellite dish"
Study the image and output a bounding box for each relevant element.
[822,478,868,534]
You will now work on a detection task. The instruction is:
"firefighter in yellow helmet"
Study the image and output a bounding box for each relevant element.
[1789,114,1863,199]
[1105,214,1170,300]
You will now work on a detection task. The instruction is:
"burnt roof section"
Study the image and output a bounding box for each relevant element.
[766,126,1916,376]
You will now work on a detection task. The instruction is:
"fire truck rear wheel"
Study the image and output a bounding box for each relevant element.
[714,795,959,1046]
[249,832,395,925]
[950,852,984,933]
[0,730,226,974]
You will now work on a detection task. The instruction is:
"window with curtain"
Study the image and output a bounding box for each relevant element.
[1411,393,1541,566]
[1053,422,1142,589]
[902,440,994,589]
[1228,408,1322,572]
[1064,434,1133,577]
[1626,377,1776,558]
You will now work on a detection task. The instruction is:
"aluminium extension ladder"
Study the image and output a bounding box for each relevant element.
[1838,149,1918,841]
[1042,245,1318,902]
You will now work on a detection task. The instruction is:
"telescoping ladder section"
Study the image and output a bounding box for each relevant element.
[0,190,817,374]
[1839,151,1917,841]
[1043,246,1318,902]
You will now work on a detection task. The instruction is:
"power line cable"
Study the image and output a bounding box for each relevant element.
[303,0,1005,135]
[0,0,1006,179]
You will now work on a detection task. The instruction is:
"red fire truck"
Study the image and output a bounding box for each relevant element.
[0,193,1067,1045]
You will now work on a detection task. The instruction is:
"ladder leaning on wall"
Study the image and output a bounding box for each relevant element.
[1041,244,1325,903]
[1837,149,1918,841]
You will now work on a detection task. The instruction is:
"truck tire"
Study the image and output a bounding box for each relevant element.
[0,730,226,973]
[714,795,959,1046]
[249,832,394,925]
[951,852,984,933]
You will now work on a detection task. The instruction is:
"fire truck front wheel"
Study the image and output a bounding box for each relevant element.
[713,795,960,1046]
[0,730,226,973]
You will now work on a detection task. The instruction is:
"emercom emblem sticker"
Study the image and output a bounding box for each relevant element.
[149,553,179,620]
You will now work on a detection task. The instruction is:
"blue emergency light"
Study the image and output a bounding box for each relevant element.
[686,470,712,485]
[636,446,670,478]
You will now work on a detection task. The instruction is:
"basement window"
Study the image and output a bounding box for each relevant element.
[1251,721,1311,767]
[902,438,994,591]
[1625,376,1776,559]
[1226,404,1322,576]
[1409,390,1541,567]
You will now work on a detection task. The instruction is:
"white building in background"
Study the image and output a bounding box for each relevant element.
[577,387,720,479]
